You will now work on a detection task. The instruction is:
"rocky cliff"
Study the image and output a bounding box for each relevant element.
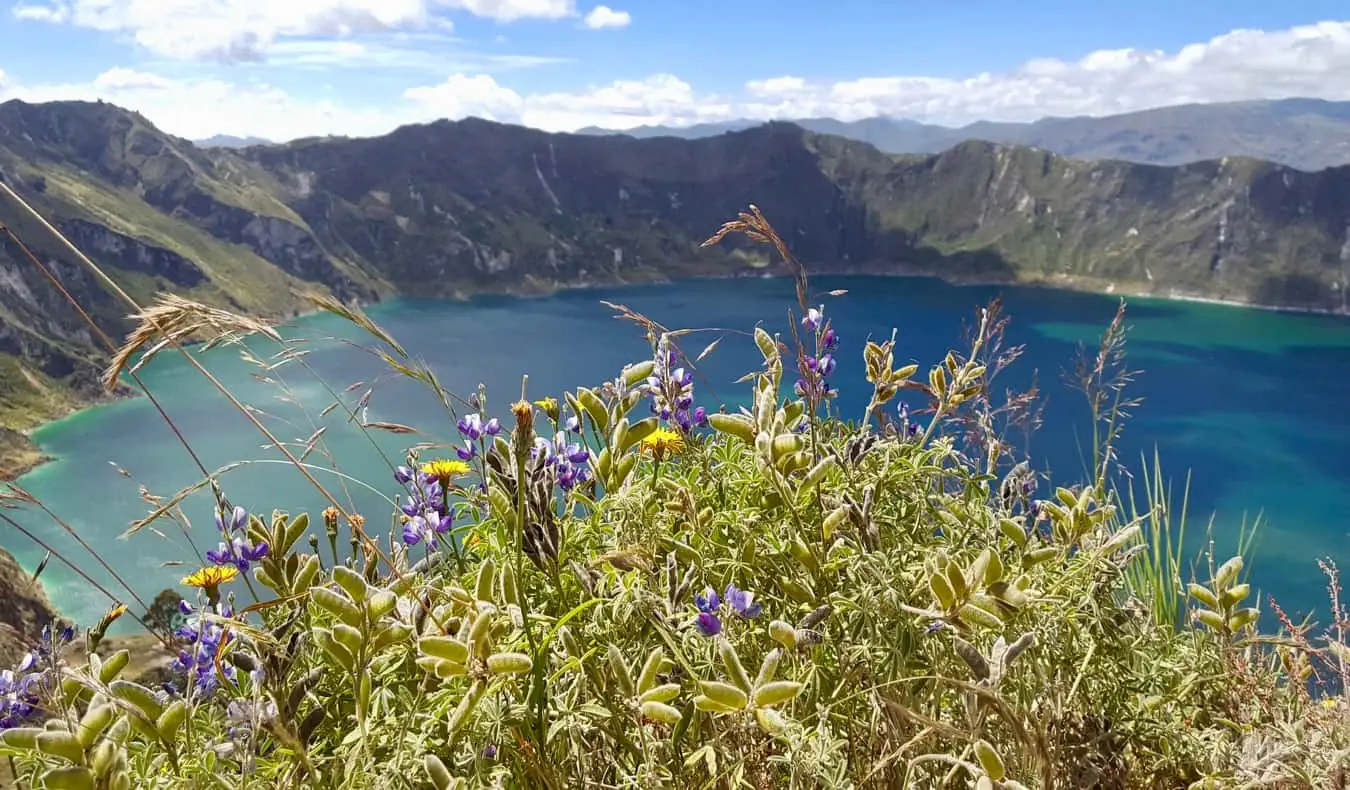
[1,100,1349,458]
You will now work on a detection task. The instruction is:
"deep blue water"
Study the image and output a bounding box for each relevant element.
[6,276,1350,631]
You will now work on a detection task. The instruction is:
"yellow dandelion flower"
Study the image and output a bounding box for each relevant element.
[534,396,560,421]
[182,565,239,590]
[106,603,128,622]
[422,458,472,487]
[640,428,685,462]
[1323,697,1340,709]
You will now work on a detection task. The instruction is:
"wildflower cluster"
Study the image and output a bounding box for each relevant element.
[795,307,841,402]
[0,623,73,730]
[205,504,269,572]
[646,334,708,433]
[171,599,241,697]
[533,430,591,490]
[454,412,501,459]
[395,463,454,549]
[693,583,763,636]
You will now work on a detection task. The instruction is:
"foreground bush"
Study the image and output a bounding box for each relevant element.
[1,209,1348,789]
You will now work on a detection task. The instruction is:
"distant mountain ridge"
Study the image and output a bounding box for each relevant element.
[194,134,273,149]
[2,98,1350,468]
[578,98,1350,172]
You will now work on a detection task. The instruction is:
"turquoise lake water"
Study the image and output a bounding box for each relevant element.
[5,275,1350,632]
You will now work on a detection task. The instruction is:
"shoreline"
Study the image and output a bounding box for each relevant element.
[5,265,1347,483]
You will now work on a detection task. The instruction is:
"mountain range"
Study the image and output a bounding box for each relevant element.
[578,98,1350,172]
[2,97,1350,473]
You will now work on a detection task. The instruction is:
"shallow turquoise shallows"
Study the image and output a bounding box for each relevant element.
[6,276,1350,632]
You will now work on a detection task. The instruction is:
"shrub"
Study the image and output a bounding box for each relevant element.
[0,206,1348,789]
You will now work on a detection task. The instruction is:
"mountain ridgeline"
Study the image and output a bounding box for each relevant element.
[579,98,1350,172]
[1,98,1350,459]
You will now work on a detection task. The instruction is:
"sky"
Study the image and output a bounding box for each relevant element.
[1,0,1349,141]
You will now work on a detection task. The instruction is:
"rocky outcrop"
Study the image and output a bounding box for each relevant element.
[0,547,60,668]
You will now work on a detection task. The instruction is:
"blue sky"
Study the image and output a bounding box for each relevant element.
[1,0,1348,141]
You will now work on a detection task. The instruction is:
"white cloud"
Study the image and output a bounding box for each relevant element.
[406,73,731,130]
[735,20,1350,126]
[439,0,574,22]
[9,0,580,61]
[6,20,1350,141]
[582,5,629,30]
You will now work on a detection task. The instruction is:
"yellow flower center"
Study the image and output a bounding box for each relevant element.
[421,458,472,487]
[182,565,240,590]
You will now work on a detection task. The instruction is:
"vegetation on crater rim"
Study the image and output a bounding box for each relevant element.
[0,205,1347,789]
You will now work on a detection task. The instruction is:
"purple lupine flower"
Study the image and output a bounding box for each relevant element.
[455,443,477,461]
[695,612,722,637]
[402,510,452,549]
[821,328,840,351]
[171,602,238,697]
[214,505,248,535]
[208,505,268,572]
[481,744,498,760]
[723,583,763,619]
[457,413,485,441]
[206,537,270,573]
[802,308,823,331]
[484,417,501,436]
[565,415,582,433]
[695,587,719,613]
[394,466,415,485]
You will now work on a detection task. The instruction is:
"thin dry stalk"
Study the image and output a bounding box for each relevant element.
[0,180,400,578]
[103,293,281,390]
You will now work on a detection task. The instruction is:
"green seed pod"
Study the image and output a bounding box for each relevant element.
[37,731,85,764]
[693,695,740,714]
[475,559,497,604]
[718,639,753,694]
[801,456,837,489]
[769,621,798,650]
[154,701,187,741]
[959,603,1003,631]
[1228,608,1261,632]
[310,587,362,626]
[639,701,682,725]
[638,683,681,704]
[1187,583,1220,610]
[998,518,1028,547]
[500,563,519,607]
[1194,609,1227,632]
[707,413,756,444]
[754,708,787,734]
[821,506,850,540]
[607,645,635,697]
[780,579,814,605]
[425,754,455,790]
[974,739,1006,781]
[75,704,114,749]
[98,650,130,685]
[698,681,748,710]
[88,740,116,778]
[0,727,41,750]
[1220,584,1251,610]
[635,648,664,696]
[487,652,533,676]
[40,767,94,790]
[447,681,485,737]
[752,681,804,709]
[420,636,471,665]
[468,610,494,657]
[108,681,163,721]
[755,648,782,689]
[314,628,357,671]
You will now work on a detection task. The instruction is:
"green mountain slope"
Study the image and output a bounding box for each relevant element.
[2,100,1349,466]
